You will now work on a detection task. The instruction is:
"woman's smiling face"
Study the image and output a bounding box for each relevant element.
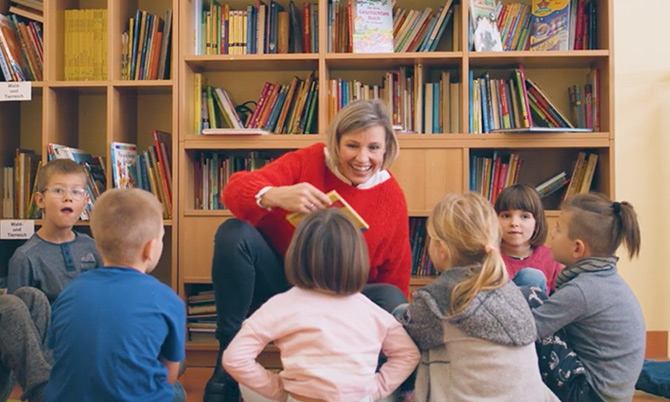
[337,125,386,186]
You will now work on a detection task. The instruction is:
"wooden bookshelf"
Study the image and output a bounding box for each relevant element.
[0,0,179,288]
[0,0,615,358]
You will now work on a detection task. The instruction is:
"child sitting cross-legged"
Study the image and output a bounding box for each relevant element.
[223,208,420,402]
[44,188,186,402]
[394,192,558,401]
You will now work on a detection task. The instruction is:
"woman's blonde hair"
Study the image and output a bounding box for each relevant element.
[325,99,399,170]
[285,208,369,295]
[428,192,508,315]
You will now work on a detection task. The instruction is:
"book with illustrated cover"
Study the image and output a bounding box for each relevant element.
[286,190,369,231]
[352,0,393,53]
[529,0,571,51]
[469,0,502,52]
[110,142,137,189]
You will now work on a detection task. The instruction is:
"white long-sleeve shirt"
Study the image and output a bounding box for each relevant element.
[223,287,420,402]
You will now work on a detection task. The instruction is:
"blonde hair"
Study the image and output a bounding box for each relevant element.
[428,192,508,315]
[562,193,641,259]
[90,188,163,266]
[285,208,369,295]
[325,99,399,170]
[37,159,86,192]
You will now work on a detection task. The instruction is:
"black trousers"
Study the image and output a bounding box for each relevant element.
[211,218,408,346]
[521,286,603,402]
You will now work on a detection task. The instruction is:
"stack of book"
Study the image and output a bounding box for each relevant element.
[8,0,42,22]
[195,0,316,55]
[0,12,43,81]
[63,9,107,81]
[193,151,274,210]
[535,171,570,199]
[495,2,532,51]
[122,9,173,80]
[3,149,40,219]
[187,289,217,342]
[409,217,435,277]
[328,64,460,134]
[563,151,598,200]
[470,152,523,202]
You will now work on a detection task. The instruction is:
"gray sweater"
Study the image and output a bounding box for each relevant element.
[533,259,646,402]
[398,265,558,402]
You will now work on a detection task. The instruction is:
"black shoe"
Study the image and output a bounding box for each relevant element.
[203,367,240,402]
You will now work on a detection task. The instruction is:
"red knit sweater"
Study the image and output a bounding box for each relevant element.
[223,143,412,296]
[501,245,562,292]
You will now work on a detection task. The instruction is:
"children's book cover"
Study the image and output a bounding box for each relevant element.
[286,190,369,231]
[470,0,503,52]
[352,0,394,53]
[110,142,138,189]
[529,0,571,51]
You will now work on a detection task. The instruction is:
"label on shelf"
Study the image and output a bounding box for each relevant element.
[0,220,35,239]
[0,82,31,102]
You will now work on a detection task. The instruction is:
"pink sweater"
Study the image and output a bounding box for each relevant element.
[502,245,562,292]
[223,143,412,295]
[222,287,420,402]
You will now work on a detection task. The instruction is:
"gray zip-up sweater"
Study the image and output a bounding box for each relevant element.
[397,265,558,402]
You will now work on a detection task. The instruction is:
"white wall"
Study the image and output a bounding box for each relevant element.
[614,0,670,337]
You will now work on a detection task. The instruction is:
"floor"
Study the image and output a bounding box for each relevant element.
[8,366,667,401]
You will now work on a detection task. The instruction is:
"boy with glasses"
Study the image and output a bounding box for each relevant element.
[2,159,103,401]
[8,158,102,303]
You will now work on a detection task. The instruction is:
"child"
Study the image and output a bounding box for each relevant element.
[222,208,419,402]
[8,159,102,303]
[494,183,562,293]
[529,193,645,401]
[394,192,558,401]
[44,188,186,402]
[0,287,51,402]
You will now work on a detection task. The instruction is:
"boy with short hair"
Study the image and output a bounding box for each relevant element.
[44,188,186,402]
[8,158,102,303]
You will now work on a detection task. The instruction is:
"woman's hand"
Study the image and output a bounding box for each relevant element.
[261,183,332,214]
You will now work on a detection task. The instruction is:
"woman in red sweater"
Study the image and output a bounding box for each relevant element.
[204,99,413,402]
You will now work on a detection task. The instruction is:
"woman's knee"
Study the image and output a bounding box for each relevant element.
[362,284,407,313]
[214,219,258,247]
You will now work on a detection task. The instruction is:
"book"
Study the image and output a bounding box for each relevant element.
[469,0,502,52]
[529,0,571,51]
[286,190,369,231]
[201,128,270,135]
[110,142,138,188]
[351,0,394,53]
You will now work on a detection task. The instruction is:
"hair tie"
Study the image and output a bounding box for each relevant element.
[484,244,497,254]
[612,202,621,215]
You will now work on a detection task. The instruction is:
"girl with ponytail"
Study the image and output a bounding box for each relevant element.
[394,192,557,401]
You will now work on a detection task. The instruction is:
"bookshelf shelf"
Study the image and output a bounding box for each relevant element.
[324,52,463,69]
[396,133,610,149]
[468,50,609,68]
[111,80,174,88]
[185,54,320,71]
[183,209,233,218]
[183,135,323,150]
[47,81,109,88]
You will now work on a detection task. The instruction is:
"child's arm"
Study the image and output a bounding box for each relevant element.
[159,357,180,384]
[532,283,588,338]
[395,293,446,351]
[223,321,288,402]
[372,322,420,401]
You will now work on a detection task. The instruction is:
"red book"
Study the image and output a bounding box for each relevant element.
[247,82,273,127]
[302,2,311,53]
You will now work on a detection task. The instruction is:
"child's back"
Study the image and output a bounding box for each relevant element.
[396,193,558,402]
[45,267,183,401]
[44,188,185,402]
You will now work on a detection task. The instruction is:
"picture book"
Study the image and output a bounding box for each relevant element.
[352,0,394,53]
[286,190,369,231]
[469,0,502,52]
[529,0,571,51]
[110,142,138,189]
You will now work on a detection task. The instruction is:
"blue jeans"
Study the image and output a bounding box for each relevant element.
[512,267,547,294]
[172,381,185,402]
[636,359,670,398]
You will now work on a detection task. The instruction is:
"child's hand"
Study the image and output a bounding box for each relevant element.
[392,303,409,320]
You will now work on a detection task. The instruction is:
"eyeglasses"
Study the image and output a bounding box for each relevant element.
[42,187,87,200]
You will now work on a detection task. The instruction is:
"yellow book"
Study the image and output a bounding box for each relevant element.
[194,73,203,133]
[286,190,370,232]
